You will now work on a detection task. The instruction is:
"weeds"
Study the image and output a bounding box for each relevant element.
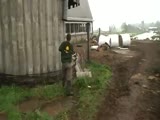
[73,61,112,120]
[0,83,64,120]
[23,110,53,120]
[32,83,65,99]
[146,62,160,74]
[0,85,30,120]
[53,111,69,120]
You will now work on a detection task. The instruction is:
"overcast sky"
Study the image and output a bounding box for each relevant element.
[88,0,160,30]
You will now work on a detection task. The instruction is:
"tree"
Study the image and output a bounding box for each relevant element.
[127,24,142,33]
[155,21,160,28]
[121,22,128,33]
[109,25,117,33]
[141,21,145,32]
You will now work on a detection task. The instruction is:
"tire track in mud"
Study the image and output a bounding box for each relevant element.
[96,50,142,120]
[95,41,151,120]
[96,41,160,120]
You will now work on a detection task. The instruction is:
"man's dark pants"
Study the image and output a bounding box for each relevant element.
[62,62,73,95]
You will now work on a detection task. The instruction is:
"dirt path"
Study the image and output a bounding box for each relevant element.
[95,40,160,120]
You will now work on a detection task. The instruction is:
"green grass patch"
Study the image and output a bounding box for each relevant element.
[32,83,64,99]
[146,65,160,74]
[73,61,112,120]
[0,86,30,120]
[0,83,64,120]
[23,110,53,120]
[53,111,69,120]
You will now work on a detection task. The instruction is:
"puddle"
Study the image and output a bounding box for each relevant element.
[18,98,46,113]
[113,49,130,54]
[17,96,75,118]
[0,112,7,120]
[41,97,74,117]
[126,56,133,58]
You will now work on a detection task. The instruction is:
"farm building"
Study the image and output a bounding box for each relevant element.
[0,0,93,84]
[64,0,93,42]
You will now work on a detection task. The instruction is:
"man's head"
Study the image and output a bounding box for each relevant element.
[66,33,71,41]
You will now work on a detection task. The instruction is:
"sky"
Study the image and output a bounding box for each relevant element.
[88,0,160,31]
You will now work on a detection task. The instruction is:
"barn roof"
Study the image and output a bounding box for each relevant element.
[67,0,93,22]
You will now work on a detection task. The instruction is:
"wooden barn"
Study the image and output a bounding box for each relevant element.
[0,0,92,84]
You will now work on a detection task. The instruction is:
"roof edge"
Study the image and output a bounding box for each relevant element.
[64,17,93,22]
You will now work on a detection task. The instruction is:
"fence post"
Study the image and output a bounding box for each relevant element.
[86,22,90,61]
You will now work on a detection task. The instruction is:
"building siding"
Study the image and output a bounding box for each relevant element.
[0,0,64,75]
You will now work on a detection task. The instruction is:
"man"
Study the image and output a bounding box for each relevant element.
[59,33,75,96]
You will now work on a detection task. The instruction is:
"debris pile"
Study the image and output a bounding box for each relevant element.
[90,33,131,51]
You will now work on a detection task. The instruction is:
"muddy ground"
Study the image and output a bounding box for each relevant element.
[94,40,160,120]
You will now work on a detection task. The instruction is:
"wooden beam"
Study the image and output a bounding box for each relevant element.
[86,23,90,61]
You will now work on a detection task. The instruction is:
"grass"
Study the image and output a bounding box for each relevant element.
[75,61,112,120]
[53,111,69,120]
[22,110,53,120]
[0,61,112,120]
[146,65,160,74]
[0,83,65,120]
[32,83,64,99]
